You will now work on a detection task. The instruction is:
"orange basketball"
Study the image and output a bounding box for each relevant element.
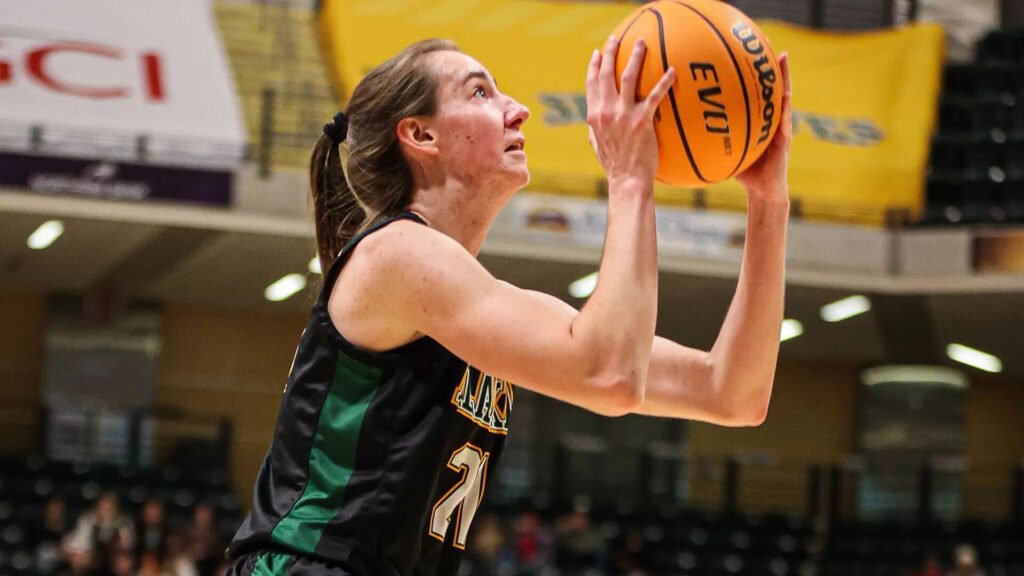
[612,0,783,187]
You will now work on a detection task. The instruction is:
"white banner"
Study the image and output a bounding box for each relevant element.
[492,193,896,276]
[495,193,748,262]
[0,0,246,169]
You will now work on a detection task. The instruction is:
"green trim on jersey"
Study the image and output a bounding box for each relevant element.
[270,351,383,553]
[250,552,293,576]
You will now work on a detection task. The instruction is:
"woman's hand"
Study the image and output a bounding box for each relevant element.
[586,35,677,189]
[736,53,792,203]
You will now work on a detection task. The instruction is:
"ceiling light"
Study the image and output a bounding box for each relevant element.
[309,256,321,275]
[568,272,599,299]
[862,365,967,388]
[946,343,1002,373]
[265,273,307,302]
[27,220,65,250]
[780,319,803,342]
[820,295,871,323]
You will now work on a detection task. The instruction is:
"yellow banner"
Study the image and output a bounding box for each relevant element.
[320,0,944,226]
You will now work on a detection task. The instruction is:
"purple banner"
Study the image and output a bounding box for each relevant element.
[0,152,232,206]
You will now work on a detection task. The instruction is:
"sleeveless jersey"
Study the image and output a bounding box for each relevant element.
[229,213,515,576]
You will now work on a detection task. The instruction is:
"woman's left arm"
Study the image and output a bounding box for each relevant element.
[524,55,792,426]
[634,193,787,426]
[633,53,792,426]
[526,190,787,427]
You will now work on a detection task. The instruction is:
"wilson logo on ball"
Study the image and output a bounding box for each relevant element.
[731,23,778,144]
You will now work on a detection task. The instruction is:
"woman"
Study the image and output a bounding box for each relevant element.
[228,35,792,576]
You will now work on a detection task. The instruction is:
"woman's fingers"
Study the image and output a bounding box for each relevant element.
[599,35,619,100]
[619,39,647,104]
[642,67,677,118]
[777,53,792,145]
[585,49,601,96]
[585,48,602,120]
[780,52,791,98]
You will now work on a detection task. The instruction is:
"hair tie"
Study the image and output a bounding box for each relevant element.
[323,112,348,144]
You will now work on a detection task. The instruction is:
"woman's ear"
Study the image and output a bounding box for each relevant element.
[396,116,439,159]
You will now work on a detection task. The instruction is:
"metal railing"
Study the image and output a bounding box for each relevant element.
[0,122,245,171]
[727,0,919,28]
[525,440,1024,525]
[39,405,232,472]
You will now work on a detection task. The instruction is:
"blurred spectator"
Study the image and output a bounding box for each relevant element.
[34,496,69,575]
[91,530,132,576]
[166,532,199,576]
[187,502,223,576]
[137,552,166,576]
[210,559,232,576]
[107,547,136,576]
[68,492,135,553]
[464,513,510,576]
[950,544,985,576]
[910,551,944,576]
[57,531,96,576]
[554,507,605,574]
[513,509,554,571]
[136,499,169,562]
[612,529,649,576]
[90,535,136,576]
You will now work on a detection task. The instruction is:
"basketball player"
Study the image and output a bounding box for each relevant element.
[227,35,791,576]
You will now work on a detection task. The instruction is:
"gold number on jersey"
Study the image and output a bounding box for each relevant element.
[428,443,490,550]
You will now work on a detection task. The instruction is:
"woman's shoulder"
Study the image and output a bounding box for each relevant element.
[331,214,494,338]
[369,216,459,244]
[352,218,471,272]
[329,218,464,353]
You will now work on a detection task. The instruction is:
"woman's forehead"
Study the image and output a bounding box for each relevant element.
[429,51,494,88]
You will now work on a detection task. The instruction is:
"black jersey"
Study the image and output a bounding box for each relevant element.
[229,213,514,576]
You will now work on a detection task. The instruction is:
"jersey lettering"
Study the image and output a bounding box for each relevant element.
[450,366,513,434]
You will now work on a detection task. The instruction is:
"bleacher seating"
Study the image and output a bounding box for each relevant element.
[636,510,817,575]
[820,521,1024,576]
[924,28,1024,225]
[0,454,242,576]
[473,495,819,576]
[214,2,339,170]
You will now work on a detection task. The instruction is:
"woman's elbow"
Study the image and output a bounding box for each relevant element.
[715,384,772,427]
[713,404,767,427]
[588,372,645,417]
[727,403,769,427]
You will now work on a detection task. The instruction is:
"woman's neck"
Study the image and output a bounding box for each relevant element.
[406,181,510,256]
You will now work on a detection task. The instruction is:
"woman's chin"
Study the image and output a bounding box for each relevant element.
[515,168,530,189]
[504,164,530,188]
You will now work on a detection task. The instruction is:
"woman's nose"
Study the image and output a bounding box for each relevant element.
[507,100,530,129]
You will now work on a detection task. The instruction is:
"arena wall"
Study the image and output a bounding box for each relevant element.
[0,291,46,455]
[4,298,1021,518]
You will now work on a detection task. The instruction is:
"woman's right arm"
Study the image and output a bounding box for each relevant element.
[359,37,676,416]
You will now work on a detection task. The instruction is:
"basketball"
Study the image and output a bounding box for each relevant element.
[612,0,784,187]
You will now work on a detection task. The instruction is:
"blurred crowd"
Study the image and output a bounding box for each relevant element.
[463,507,998,576]
[32,495,627,576]
[25,489,995,576]
[31,492,229,576]
[910,545,987,576]
[464,506,649,576]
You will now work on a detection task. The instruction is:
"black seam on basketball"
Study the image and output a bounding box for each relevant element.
[615,8,656,94]
[651,7,708,183]
[666,0,753,177]
[618,8,650,41]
